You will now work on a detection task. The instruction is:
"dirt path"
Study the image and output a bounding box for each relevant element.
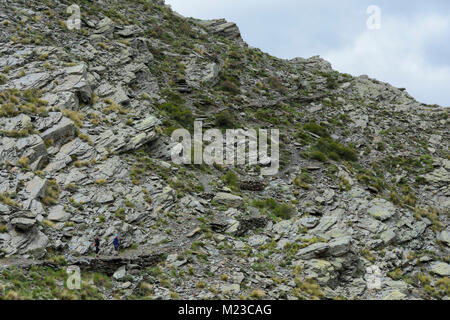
[0,238,191,274]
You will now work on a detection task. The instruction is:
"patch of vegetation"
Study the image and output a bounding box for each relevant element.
[41,180,60,206]
[308,137,358,162]
[214,110,236,128]
[158,91,193,130]
[0,265,109,299]
[0,89,48,118]
[303,122,330,138]
[293,277,324,300]
[222,170,240,191]
[251,198,294,220]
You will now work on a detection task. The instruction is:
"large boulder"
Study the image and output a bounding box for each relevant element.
[422,167,450,185]
[47,206,71,222]
[113,266,127,280]
[11,217,36,231]
[25,176,48,200]
[95,17,115,37]
[298,259,336,286]
[296,242,330,259]
[11,72,51,90]
[186,61,220,86]
[213,192,244,208]
[367,198,396,221]
[40,117,75,144]
[327,236,352,257]
[0,135,47,166]
[54,64,92,104]
[198,19,241,39]
[437,230,450,247]
[430,262,450,276]
[94,116,161,155]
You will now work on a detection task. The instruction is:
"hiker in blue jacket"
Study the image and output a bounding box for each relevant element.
[113,235,120,255]
[94,236,100,258]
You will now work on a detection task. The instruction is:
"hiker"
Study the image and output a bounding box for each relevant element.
[113,235,120,255]
[94,236,100,258]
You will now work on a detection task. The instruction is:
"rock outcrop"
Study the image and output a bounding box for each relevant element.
[0,0,448,301]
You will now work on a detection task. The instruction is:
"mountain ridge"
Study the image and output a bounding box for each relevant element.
[0,0,448,300]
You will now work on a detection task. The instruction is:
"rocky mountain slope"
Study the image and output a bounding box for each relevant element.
[0,0,448,300]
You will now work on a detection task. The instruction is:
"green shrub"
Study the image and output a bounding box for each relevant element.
[303,122,329,137]
[215,110,235,128]
[222,171,240,191]
[251,198,294,220]
[158,91,194,128]
[309,150,327,162]
[159,101,193,127]
[273,204,294,220]
[219,79,240,94]
[325,73,338,89]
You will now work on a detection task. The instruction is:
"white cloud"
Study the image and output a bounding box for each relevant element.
[165,0,450,106]
[324,14,450,106]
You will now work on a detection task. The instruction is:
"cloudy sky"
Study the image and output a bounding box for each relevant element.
[165,0,450,107]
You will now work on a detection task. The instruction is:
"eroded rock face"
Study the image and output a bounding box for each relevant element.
[40,117,75,145]
[198,19,241,39]
[212,192,244,208]
[0,0,448,301]
[367,198,396,221]
[47,206,71,222]
[11,217,36,231]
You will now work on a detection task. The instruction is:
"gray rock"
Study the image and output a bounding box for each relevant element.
[54,74,92,104]
[422,167,450,185]
[11,217,35,231]
[94,192,114,204]
[12,72,50,89]
[328,236,352,256]
[380,228,397,244]
[65,168,87,185]
[96,83,116,97]
[437,230,450,247]
[34,112,63,132]
[357,217,382,233]
[186,61,220,85]
[111,86,130,105]
[47,206,71,222]
[247,235,268,247]
[96,17,114,36]
[382,290,407,300]
[296,242,329,259]
[198,19,241,39]
[113,265,126,280]
[298,259,336,286]
[24,176,48,200]
[220,283,240,294]
[213,192,244,208]
[0,204,10,215]
[116,25,142,37]
[430,262,450,276]
[40,117,75,144]
[367,198,396,221]
[311,216,338,234]
[300,217,320,229]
